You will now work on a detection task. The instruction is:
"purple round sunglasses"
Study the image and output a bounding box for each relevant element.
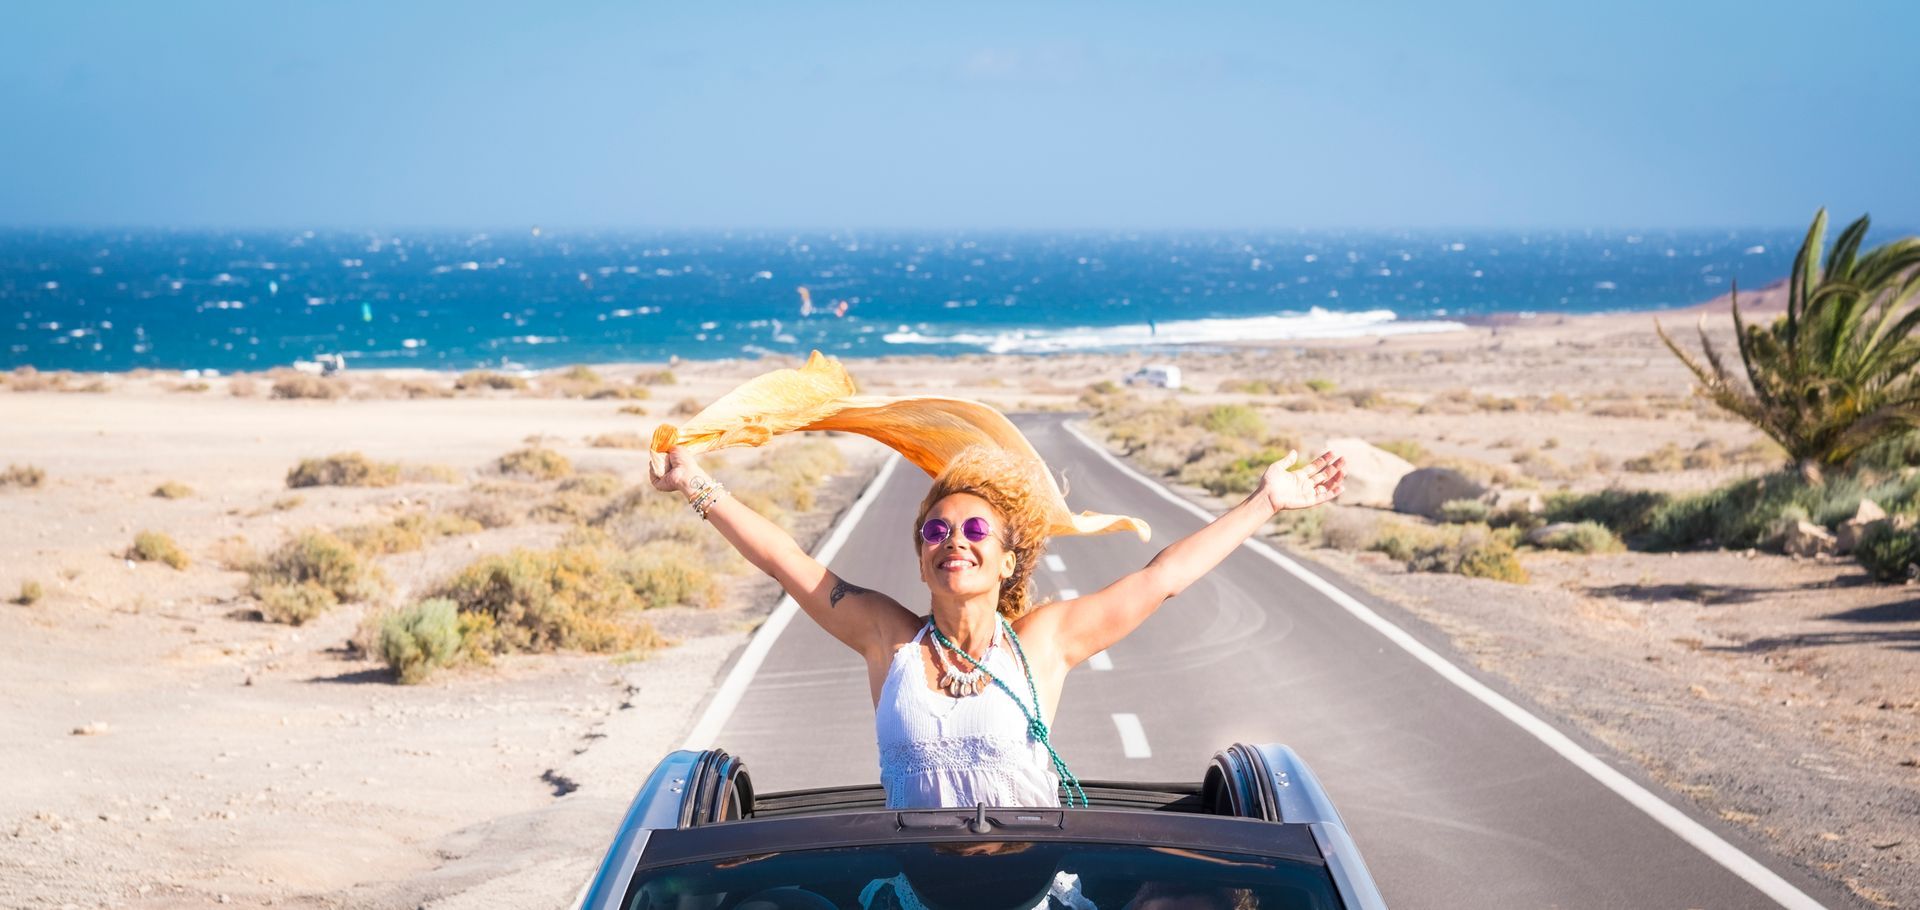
[920,516,994,545]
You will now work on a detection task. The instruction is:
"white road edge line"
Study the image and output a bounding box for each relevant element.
[1045,554,1067,572]
[680,455,902,751]
[1087,650,1113,671]
[1063,421,1828,910]
[1111,713,1151,758]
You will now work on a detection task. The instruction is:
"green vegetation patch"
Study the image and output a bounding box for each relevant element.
[431,545,670,653]
[375,598,491,683]
[249,530,385,622]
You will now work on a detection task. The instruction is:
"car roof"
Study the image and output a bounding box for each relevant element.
[634,805,1330,872]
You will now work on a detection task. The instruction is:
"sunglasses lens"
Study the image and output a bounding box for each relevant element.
[920,519,951,544]
[962,517,992,542]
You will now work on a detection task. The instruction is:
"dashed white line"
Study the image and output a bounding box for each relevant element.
[1063,420,1829,910]
[1111,713,1151,758]
[1044,554,1066,573]
[1087,650,1113,671]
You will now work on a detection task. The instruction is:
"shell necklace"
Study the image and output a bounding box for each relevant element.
[929,620,997,697]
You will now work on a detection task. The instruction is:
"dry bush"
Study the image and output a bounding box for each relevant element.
[271,495,304,511]
[208,535,260,571]
[617,404,649,416]
[399,463,462,484]
[1591,399,1655,419]
[595,487,707,547]
[257,581,336,626]
[15,580,44,605]
[1,464,46,490]
[228,376,259,397]
[559,473,623,497]
[589,385,651,401]
[1319,508,1380,551]
[634,369,678,386]
[355,377,454,399]
[1216,378,1295,396]
[1682,442,1725,471]
[270,373,345,400]
[250,530,385,610]
[1438,499,1492,524]
[454,493,522,529]
[152,481,194,499]
[669,397,703,417]
[130,531,189,570]
[1624,443,1688,474]
[625,541,724,609]
[1370,520,1528,583]
[561,365,602,384]
[168,381,211,393]
[590,433,649,450]
[287,452,400,488]
[498,447,573,480]
[456,370,528,392]
[1510,449,1569,482]
[337,512,484,555]
[1374,440,1428,465]
[431,546,665,653]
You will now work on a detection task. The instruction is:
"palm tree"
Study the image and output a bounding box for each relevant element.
[1658,209,1920,481]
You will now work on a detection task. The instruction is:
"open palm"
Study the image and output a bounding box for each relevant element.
[1260,451,1345,511]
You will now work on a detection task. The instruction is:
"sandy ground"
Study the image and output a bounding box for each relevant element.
[4,288,1915,908]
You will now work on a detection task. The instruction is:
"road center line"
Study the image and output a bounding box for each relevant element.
[1111,713,1151,758]
[1062,420,1828,910]
[1044,554,1067,573]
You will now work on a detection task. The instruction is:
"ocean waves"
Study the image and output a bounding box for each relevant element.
[881,308,1466,353]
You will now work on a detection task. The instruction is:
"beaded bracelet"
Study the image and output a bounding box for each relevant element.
[691,481,727,520]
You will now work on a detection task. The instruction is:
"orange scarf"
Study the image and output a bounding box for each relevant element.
[650,351,1150,541]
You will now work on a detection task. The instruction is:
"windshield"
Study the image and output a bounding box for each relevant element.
[624,841,1342,910]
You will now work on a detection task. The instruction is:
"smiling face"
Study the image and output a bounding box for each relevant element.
[916,492,1017,600]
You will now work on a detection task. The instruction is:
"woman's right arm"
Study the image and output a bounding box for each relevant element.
[650,446,912,659]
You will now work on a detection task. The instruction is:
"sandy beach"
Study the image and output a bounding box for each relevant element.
[4,291,1916,908]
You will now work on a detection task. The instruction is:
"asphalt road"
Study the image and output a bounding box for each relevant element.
[713,414,1848,909]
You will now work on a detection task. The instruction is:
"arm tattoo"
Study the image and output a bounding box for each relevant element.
[829,575,869,608]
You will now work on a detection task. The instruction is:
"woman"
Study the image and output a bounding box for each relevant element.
[649,441,1343,808]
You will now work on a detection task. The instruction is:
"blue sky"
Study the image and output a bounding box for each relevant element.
[2,1,1915,230]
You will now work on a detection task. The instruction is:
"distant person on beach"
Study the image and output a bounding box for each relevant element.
[649,438,1344,809]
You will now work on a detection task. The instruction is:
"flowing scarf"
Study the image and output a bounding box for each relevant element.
[649,351,1150,541]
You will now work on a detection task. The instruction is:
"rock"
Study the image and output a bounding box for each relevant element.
[1323,437,1414,508]
[1391,467,1489,520]
[1836,500,1890,554]
[1780,520,1837,558]
[1525,522,1580,546]
[70,721,110,736]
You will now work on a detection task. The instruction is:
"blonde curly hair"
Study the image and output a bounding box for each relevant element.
[912,446,1052,619]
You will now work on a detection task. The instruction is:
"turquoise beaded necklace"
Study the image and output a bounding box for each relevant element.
[928,616,1089,808]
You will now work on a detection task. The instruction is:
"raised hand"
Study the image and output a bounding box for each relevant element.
[649,446,705,495]
[1258,450,1345,511]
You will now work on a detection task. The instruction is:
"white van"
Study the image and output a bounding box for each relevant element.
[1124,364,1182,389]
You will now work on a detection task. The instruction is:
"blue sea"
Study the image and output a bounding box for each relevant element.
[1,228,1810,373]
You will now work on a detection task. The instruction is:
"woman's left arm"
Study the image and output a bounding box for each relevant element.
[1021,450,1345,668]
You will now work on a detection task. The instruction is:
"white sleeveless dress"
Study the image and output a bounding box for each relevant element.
[874,620,1060,808]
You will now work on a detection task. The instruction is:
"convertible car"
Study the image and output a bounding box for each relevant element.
[578,743,1387,910]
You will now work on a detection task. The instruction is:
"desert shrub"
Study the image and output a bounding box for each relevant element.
[635,369,677,386]
[623,543,723,609]
[1319,509,1379,551]
[595,487,706,546]
[399,463,462,484]
[1452,534,1530,582]
[251,530,384,604]
[1,464,46,489]
[498,447,572,480]
[589,433,649,450]
[617,404,649,416]
[669,397,703,417]
[1216,378,1292,395]
[270,373,345,400]
[1345,388,1391,410]
[1647,467,1920,550]
[1079,380,1132,412]
[376,598,477,683]
[287,452,400,488]
[170,381,211,393]
[559,473,623,497]
[1854,522,1920,582]
[208,535,260,571]
[152,481,193,499]
[1625,443,1688,474]
[271,495,304,511]
[1303,378,1337,395]
[1438,498,1491,524]
[1200,404,1265,439]
[15,580,43,605]
[1544,489,1674,540]
[561,365,602,384]
[129,531,189,569]
[1532,521,1624,554]
[1371,521,1529,582]
[1374,440,1428,465]
[1682,442,1725,471]
[337,512,484,555]
[431,546,662,653]
[456,370,528,391]
[454,494,521,529]
[1591,399,1655,419]
[588,385,650,400]
[256,581,337,626]
[228,376,258,397]
[1269,504,1326,542]
[1510,449,1568,481]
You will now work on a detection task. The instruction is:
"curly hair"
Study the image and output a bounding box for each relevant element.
[912,446,1052,619]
